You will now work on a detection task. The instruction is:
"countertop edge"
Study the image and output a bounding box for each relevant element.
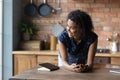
[12,50,58,55]
[13,50,120,57]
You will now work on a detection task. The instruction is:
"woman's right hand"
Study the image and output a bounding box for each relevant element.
[66,63,78,72]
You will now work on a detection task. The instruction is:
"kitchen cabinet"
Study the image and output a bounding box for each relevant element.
[13,51,58,75]
[94,57,110,64]
[111,58,120,65]
[13,54,37,75]
[37,55,58,66]
[13,51,120,75]
[96,53,120,65]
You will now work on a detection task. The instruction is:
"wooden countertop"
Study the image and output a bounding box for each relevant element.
[96,53,120,57]
[13,50,58,55]
[13,50,120,57]
[9,64,120,80]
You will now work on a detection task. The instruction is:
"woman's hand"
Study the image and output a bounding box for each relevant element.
[66,63,78,72]
[66,64,92,73]
[64,63,92,73]
[66,63,84,73]
[75,64,92,73]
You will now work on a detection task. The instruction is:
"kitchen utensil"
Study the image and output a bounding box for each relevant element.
[51,23,65,37]
[38,0,52,16]
[51,0,56,14]
[24,0,37,16]
[56,0,61,14]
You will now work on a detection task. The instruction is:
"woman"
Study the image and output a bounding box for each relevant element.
[57,10,98,73]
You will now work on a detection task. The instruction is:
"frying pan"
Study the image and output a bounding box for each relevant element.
[24,0,37,16]
[38,0,52,17]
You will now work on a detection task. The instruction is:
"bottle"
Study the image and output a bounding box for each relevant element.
[39,40,44,50]
[43,34,50,50]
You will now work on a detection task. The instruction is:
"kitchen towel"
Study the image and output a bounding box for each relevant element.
[51,23,65,37]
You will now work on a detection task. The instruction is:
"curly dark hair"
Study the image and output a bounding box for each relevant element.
[67,10,94,37]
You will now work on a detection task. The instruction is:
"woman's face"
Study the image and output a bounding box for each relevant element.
[66,19,82,38]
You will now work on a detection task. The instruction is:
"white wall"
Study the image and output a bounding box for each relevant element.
[0,0,3,80]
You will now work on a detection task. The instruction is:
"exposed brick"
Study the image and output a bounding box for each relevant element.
[68,7,83,12]
[83,0,94,3]
[82,7,93,12]
[22,0,120,49]
[75,3,90,8]
[91,3,105,8]
[60,12,68,18]
[92,8,110,13]
[112,18,120,23]
[111,8,120,13]
[92,13,105,18]
[94,26,103,31]
[95,0,109,3]
[110,0,120,3]
[68,3,75,8]
[118,13,120,17]
[106,3,120,8]
[68,0,76,3]
[105,13,117,17]
[92,17,101,22]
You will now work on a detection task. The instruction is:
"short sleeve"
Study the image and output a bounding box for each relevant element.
[57,30,69,46]
[86,32,98,46]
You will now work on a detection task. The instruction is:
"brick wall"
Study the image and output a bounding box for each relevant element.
[22,0,120,50]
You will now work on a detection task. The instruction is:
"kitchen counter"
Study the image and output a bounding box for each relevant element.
[12,50,120,75]
[13,50,120,57]
[9,64,120,80]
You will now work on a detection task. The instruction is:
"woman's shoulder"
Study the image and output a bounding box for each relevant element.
[83,31,98,44]
[57,30,70,45]
[57,30,68,38]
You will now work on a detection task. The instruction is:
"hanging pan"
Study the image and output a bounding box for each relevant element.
[24,0,37,16]
[38,0,52,17]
